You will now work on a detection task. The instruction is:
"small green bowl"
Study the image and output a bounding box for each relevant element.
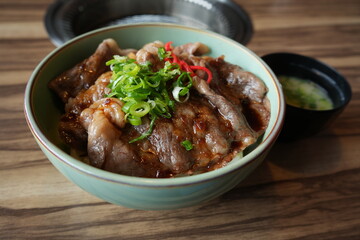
[24,23,285,210]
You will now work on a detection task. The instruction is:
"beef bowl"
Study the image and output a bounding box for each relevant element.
[24,23,285,210]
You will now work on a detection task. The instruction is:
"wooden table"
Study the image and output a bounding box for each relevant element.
[1,0,359,239]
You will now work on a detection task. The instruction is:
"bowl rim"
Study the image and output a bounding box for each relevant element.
[24,23,285,187]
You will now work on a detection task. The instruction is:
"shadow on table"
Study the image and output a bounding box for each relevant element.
[186,130,344,213]
[236,130,343,188]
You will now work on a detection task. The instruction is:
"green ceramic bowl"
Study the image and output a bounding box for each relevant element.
[24,23,285,210]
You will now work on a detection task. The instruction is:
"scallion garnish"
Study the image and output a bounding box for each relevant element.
[181,140,193,151]
[106,51,191,142]
[106,42,212,143]
[158,47,171,61]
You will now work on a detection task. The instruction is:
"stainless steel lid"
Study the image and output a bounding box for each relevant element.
[44,0,253,46]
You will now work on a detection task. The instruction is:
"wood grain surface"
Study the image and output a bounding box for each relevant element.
[1,0,360,239]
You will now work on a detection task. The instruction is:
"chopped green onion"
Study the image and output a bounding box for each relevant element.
[122,100,136,112]
[105,41,209,143]
[172,86,190,102]
[106,52,194,143]
[176,72,193,88]
[129,101,150,117]
[171,72,192,102]
[129,117,157,143]
[158,47,171,61]
[126,114,142,126]
[181,140,193,151]
[123,63,140,76]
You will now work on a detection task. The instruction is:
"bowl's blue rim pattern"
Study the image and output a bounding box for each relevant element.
[24,23,285,187]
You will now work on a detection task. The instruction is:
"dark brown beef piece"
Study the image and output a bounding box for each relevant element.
[65,72,112,115]
[191,75,257,149]
[208,57,270,133]
[58,72,112,151]
[134,118,192,174]
[187,56,258,149]
[58,112,88,151]
[131,95,235,175]
[129,136,173,178]
[48,39,121,103]
[172,96,232,170]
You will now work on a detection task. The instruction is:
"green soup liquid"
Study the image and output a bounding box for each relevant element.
[278,75,334,110]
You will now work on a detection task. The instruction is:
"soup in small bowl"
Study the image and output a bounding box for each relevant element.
[262,52,351,140]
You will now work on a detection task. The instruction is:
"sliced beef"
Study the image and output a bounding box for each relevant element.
[173,42,209,57]
[65,71,112,115]
[80,98,145,176]
[80,98,126,129]
[192,75,257,149]
[59,72,112,151]
[172,97,230,169]
[131,96,233,174]
[136,41,164,70]
[49,39,121,103]
[209,57,270,133]
[135,119,192,174]
[58,112,88,151]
